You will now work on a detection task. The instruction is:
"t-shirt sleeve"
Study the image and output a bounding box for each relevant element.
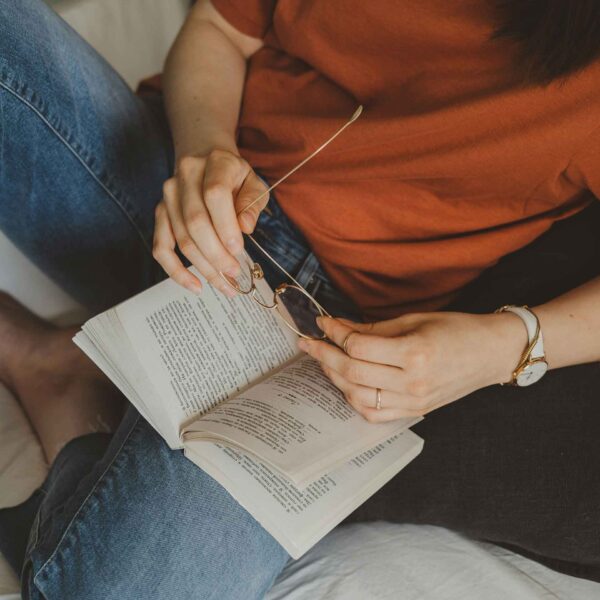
[568,125,600,201]
[211,0,275,39]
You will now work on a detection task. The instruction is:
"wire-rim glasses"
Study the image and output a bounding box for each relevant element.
[219,105,363,340]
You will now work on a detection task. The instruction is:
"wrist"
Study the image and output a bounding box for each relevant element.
[174,134,239,164]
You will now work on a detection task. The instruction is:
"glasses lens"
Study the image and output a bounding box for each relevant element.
[275,285,326,339]
[221,257,255,294]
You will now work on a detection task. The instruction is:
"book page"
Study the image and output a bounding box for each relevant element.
[109,268,300,431]
[185,430,424,558]
[183,355,421,487]
[78,311,183,448]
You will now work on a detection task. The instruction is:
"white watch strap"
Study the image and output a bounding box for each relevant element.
[503,306,545,360]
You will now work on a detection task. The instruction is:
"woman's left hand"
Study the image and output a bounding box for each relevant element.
[297,312,527,423]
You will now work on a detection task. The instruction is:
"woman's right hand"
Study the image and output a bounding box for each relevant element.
[153,148,269,296]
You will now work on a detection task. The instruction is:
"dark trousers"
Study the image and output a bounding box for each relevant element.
[349,199,600,582]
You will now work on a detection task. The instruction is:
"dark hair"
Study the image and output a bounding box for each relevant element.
[494,0,600,85]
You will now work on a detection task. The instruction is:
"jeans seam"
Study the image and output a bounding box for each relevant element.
[28,505,42,552]
[0,69,152,255]
[32,412,142,585]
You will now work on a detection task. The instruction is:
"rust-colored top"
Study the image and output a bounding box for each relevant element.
[206,0,600,318]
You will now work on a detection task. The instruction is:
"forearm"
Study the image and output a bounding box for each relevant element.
[532,276,600,369]
[153,2,268,293]
[162,3,252,160]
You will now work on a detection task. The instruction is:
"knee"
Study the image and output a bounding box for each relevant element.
[29,420,288,599]
[0,0,66,80]
[0,0,49,38]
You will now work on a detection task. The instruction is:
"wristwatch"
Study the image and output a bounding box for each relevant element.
[495,305,548,387]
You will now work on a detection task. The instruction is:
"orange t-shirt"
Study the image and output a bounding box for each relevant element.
[211,0,600,319]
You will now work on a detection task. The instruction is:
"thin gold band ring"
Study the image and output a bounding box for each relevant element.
[342,331,355,354]
[375,388,382,411]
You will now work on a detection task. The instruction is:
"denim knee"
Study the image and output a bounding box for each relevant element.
[26,418,288,599]
[0,0,173,310]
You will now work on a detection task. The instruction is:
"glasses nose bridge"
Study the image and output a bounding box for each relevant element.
[250,287,277,310]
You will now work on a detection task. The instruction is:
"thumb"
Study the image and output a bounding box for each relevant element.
[235,172,270,233]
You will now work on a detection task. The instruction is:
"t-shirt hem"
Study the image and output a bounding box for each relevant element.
[212,0,268,39]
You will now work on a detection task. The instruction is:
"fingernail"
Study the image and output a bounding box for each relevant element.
[221,285,237,298]
[241,213,255,231]
[227,238,241,253]
[225,265,240,278]
[298,340,308,351]
[189,282,203,295]
[316,316,324,330]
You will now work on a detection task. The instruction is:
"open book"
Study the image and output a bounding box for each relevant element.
[74,266,423,558]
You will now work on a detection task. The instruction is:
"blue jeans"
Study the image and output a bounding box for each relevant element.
[0,1,361,598]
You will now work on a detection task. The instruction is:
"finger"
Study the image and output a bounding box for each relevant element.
[317,316,409,367]
[321,365,425,422]
[203,151,247,255]
[356,396,449,422]
[153,201,203,294]
[234,170,270,233]
[163,187,237,297]
[178,159,241,277]
[299,338,407,391]
[338,316,418,338]
[336,318,372,331]
[357,406,424,424]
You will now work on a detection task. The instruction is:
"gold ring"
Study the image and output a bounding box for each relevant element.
[376,388,382,411]
[342,331,355,354]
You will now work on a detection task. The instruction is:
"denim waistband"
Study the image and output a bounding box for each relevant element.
[247,192,362,322]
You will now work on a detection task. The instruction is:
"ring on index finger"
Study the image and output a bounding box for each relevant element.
[342,331,356,355]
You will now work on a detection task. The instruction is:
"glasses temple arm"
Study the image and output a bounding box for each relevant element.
[237,105,363,218]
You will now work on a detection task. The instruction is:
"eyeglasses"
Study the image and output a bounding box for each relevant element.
[219,105,363,340]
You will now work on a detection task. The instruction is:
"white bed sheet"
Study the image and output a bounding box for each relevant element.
[267,522,600,600]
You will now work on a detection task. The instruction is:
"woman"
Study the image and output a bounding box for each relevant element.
[0,0,599,597]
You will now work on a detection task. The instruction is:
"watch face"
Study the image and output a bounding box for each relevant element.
[516,361,548,386]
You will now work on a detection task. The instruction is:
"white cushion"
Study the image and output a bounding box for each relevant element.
[0,561,19,598]
[0,385,48,510]
[54,0,189,88]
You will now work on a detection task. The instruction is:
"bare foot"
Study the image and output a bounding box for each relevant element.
[0,292,124,464]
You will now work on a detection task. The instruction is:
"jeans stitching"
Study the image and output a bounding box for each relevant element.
[0,69,152,254]
[32,412,142,586]
[27,505,41,552]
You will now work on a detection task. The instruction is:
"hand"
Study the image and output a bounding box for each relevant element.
[297,312,527,423]
[153,148,269,296]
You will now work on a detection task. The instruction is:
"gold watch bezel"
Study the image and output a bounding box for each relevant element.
[510,356,549,387]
